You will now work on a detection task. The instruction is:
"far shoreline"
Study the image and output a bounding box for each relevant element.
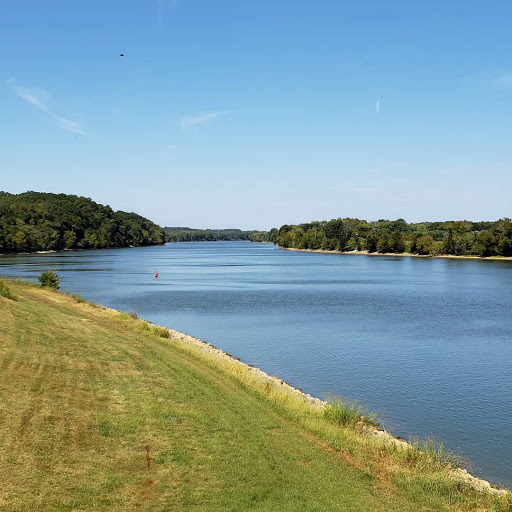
[0,244,164,257]
[279,246,512,262]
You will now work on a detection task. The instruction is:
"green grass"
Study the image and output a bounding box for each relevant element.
[71,292,86,303]
[324,395,379,427]
[0,280,510,511]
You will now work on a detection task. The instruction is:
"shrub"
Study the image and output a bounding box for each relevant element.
[71,293,86,303]
[0,280,16,300]
[37,270,62,289]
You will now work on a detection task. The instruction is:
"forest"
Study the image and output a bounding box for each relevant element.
[251,217,512,257]
[0,191,165,253]
[164,227,256,242]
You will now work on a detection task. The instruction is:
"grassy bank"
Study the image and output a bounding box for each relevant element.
[0,280,510,511]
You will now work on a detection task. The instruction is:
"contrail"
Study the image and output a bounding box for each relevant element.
[376,99,380,114]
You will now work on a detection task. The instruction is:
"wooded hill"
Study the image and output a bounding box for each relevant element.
[251,217,512,257]
[164,227,255,242]
[0,191,165,253]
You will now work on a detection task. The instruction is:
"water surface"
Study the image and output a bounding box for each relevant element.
[1,242,511,487]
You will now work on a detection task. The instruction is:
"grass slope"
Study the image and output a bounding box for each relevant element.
[0,281,509,511]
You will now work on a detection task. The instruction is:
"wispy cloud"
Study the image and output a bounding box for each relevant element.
[9,81,49,112]
[54,116,85,135]
[8,79,86,135]
[157,0,180,23]
[180,111,227,130]
[376,99,380,114]
[493,71,512,87]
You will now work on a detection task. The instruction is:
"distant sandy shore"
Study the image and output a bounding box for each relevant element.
[280,246,512,261]
[0,249,62,256]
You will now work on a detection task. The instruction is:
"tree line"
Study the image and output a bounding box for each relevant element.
[0,191,166,253]
[250,218,512,257]
[164,227,255,242]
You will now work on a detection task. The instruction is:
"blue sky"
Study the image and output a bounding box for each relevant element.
[1,1,511,229]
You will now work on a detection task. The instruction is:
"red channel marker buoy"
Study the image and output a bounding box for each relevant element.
[154,271,158,279]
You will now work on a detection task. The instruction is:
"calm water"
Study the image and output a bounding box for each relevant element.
[1,241,511,487]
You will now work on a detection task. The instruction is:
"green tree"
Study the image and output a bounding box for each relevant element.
[12,231,28,251]
[415,235,435,255]
[63,230,77,248]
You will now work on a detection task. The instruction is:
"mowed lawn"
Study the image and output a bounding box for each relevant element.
[0,282,508,511]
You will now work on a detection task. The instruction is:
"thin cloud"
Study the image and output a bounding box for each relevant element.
[55,116,86,135]
[376,99,380,114]
[9,81,49,112]
[180,111,227,130]
[157,0,180,23]
[7,79,86,135]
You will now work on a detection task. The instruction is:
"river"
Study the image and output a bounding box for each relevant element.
[1,241,511,487]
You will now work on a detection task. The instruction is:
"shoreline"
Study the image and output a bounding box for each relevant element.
[2,277,509,495]
[280,246,512,261]
[6,243,511,261]
[6,280,511,509]
[0,244,165,257]
[93,298,507,496]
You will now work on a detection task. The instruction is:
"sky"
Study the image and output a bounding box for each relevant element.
[1,1,511,230]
